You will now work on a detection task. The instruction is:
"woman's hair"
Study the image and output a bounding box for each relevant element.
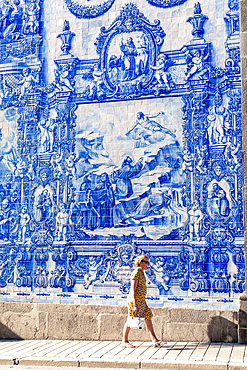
[134,254,148,267]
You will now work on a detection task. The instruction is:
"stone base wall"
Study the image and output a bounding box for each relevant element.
[0,302,238,343]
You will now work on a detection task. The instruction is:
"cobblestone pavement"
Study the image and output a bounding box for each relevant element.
[0,340,246,369]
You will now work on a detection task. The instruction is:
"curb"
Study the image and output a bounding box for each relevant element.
[141,360,227,369]
[0,359,14,366]
[1,357,247,369]
[15,358,80,367]
[79,359,140,368]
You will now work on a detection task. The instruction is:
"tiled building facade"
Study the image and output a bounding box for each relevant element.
[0,0,243,311]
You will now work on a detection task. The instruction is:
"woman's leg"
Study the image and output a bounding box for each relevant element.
[122,322,135,347]
[145,318,158,343]
[122,322,131,343]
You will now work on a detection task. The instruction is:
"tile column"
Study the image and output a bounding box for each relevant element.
[239,0,247,344]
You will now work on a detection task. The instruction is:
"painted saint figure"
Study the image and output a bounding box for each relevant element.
[120,37,137,81]
[36,189,52,222]
[87,173,115,229]
[205,161,238,224]
[38,119,50,154]
[207,183,230,219]
[37,114,57,154]
[79,173,92,229]
[114,156,143,199]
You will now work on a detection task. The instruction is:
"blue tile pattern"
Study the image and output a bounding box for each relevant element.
[0,0,243,309]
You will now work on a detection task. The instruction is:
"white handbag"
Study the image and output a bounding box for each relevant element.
[127,316,145,329]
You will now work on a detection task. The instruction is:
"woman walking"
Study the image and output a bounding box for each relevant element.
[122,254,164,348]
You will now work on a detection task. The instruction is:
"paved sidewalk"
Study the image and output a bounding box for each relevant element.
[0,340,247,369]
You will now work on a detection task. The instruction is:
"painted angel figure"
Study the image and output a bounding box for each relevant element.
[224,139,241,173]
[55,203,69,242]
[179,147,193,174]
[55,63,74,91]
[0,74,11,104]
[149,257,170,294]
[27,155,37,180]
[187,200,203,241]
[51,153,63,179]
[65,153,79,178]
[186,49,209,80]
[207,103,229,145]
[88,64,105,99]
[150,54,174,90]
[18,206,30,243]
[83,256,110,290]
[196,143,209,174]
[17,67,39,100]
[35,189,52,222]
[22,0,40,35]
[14,157,26,178]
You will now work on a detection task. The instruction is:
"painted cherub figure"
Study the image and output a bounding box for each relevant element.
[186,49,208,80]
[18,206,30,243]
[23,0,39,34]
[224,139,241,173]
[18,67,39,100]
[149,257,170,293]
[196,143,209,174]
[150,54,173,90]
[51,153,63,179]
[65,153,79,178]
[88,64,104,99]
[179,147,193,174]
[55,203,68,242]
[83,256,102,289]
[14,157,26,178]
[188,200,203,241]
[55,63,74,91]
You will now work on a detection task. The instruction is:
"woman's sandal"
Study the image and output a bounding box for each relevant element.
[122,342,136,348]
[153,341,167,347]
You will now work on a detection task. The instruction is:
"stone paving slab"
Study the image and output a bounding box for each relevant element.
[0,340,247,369]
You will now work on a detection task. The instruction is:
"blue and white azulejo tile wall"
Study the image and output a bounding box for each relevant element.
[0,0,243,309]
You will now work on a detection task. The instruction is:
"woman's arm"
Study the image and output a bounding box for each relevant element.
[131,278,138,313]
